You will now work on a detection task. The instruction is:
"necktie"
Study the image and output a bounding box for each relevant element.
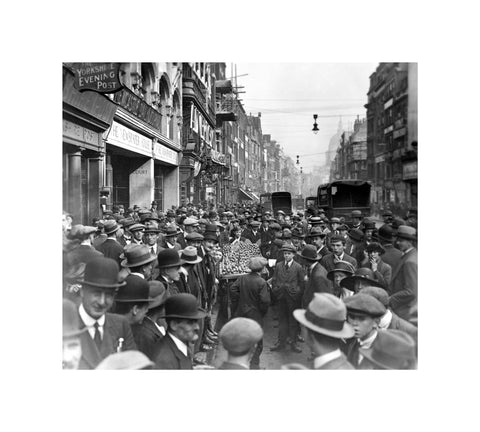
[93,322,102,350]
[150,247,155,255]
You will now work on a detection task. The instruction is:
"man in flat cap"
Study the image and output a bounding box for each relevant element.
[229,256,271,369]
[343,293,386,369]
[117,217,136,248]
[389,225,418,323]
[77,257,137,369]
[66,224,104,268]
[177,217,199,249]
[95,220,124,267]
[218,318,264,370]
[271,243,306,353]
[290,293,355,369]
[153,293,207,369]
[241,220,262,245]
[129,223,146,245]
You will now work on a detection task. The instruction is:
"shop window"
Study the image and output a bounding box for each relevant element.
[154,171,164,210]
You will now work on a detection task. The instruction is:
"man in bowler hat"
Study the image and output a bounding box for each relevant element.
[77,257,137,369]
[153,293,207,369]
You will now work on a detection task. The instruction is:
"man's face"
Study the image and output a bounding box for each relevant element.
[353,217,361,225]
[164,266,180,281]
[331,223,340,230]
[331,241,344,256]
[396,237,412,252]
[187,240,202,249]
[347,313,377,340]
[141,262,154,280]
[132,230,144,241]
[333,271,348,287]
[364,229,374,241]
[145,232,158,246]
[312,236,324,247]
[203,239,216,253]
[171,318,200,344]
[63,337,82,370]
[166,235,177,244]
[292,238,301,248]
[81,286,115,320]
[283,251,294,262]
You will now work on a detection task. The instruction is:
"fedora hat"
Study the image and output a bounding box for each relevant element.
[297,244,320,262]
[365,242,385,255]
[327,261,355,281]
[129,223,146,232]
[396,225,417,241]
[377,224,395,242]
[179,246,203,264]
[308,226,326,238]
[163,226,180,237]
[81,257,126,289]
[147,280,169,310]
[347,228,364,242]
[280,243,296,253]
[63,298,88,339]
[119,217,135,228]
[157,249,184,268]
[292,228,305,239]
[144,222,161,234]
[160,293,207,320]
[115,274,155,303]
[293,293,354,339]
[360,329,416,370]
[121,244,157,268]
[204,223,219,233]
[104,220,120,235]
[96,350,154,370]
[340,267,385,291]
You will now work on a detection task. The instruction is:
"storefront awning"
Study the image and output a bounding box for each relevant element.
[238,188,256,201]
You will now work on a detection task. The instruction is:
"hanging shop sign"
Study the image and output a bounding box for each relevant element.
[153,142,178,165]
[72,63,123,94]
[403,160,417,180]
[210,149,226,165]
[106,121,152,157]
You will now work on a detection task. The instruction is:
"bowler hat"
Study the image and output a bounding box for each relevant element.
[293,293,354,339]
[104,220,120,235]
[344,293,386,318]
[219,318,264,355]
[160,293,207,320]
[96,350,154,370]
[297,244,320,262]
[121,244,157,268]
[340,267,385,291]
[377,224,395,242]
[280,243,296,253]
[63,299,88,339]
[81,257,126,289]
[115,274,155,303]
[396,225,417,241]
[248,256,268,271]
[203,232,219,243]
[327,261,355,281]
[179,246,203,264]
[157,249,184,268]
[292,228,305,239]
[365,242,385,255]
[186,232,204,242]
[147,280,169,310]
[347,228,364,242]
[67,224,97,240]
[360,330,416,370]
[360,286,389,308]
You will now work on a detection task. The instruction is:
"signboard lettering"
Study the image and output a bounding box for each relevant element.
[72,63,123,93]
[107,121,152,157]
[154,142,178,165]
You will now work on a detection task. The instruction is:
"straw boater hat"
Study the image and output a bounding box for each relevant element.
[280,243,296,253]
[120,244,157,268]
[293,293,354,339]
[179,246,203,264]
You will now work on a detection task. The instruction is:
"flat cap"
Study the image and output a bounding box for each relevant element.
[344,293,386,317]
[95,350,154,370]
[248,256,268,271]
[67,224,97,240]
[269,222,282,231]
[396,225,417,241]
[351,210,362,217]
[360,286,389,308]
[219,318,263,355]
[186,232,204,241]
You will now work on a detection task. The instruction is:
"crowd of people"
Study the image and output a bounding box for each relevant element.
[62,200,418,370]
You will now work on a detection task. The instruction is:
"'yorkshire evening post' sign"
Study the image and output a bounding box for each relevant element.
[73,63,123,93]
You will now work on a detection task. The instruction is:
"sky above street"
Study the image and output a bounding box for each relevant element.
[226,63,378,173]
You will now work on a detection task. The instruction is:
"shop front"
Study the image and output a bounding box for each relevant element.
[153,141,179,211]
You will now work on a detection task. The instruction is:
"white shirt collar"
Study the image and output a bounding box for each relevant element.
[78,303,105,338]
[168,332,188,357]
[378,309,393,330]
[310,262,317,270]
[403,247,414,256]
[130,272,145,279]
[313,349,342,369]
[154,321,166,336]
[359,330,378,348]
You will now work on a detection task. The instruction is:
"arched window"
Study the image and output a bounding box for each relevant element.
[159,75,170,135]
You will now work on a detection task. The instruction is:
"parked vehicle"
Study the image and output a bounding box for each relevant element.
[271,191,292,215]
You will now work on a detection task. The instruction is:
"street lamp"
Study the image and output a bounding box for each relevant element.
[312,114,319,134]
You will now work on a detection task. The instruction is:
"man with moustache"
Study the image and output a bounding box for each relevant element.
[153,293,207,369]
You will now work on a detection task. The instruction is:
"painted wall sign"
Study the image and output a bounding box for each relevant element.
[153,142,178,165]
[106,121,152,157]
[63,119,101,146]
[72,63,123,93]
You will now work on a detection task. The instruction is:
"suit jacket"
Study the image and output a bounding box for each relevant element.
[153,333,192,370]
[218,361,249,370]
[78,312,137,369]
[389,248,417,322]
[272,260,305,300]
[131,316,164,361]
[359,259,392,289]
[381,244,403,273]
[241,228,261,244]
[230,272,271,325]
[320,253,357,273]
[197,247,216,300]
[95,238,124,267]
[301,261,331,308]
[389,311,418,341]
[66,244,103,267]
[315,353,355,370]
